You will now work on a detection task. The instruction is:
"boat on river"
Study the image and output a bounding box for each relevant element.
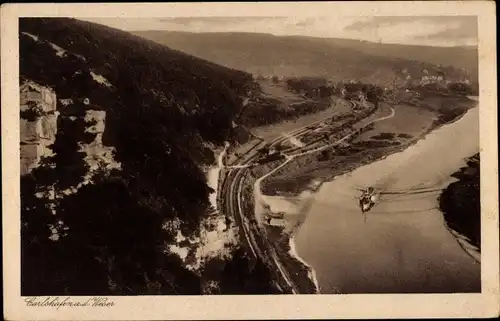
[358,187,377,212]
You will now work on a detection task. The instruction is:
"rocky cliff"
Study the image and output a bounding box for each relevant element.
[20,18,280,296]
[20,81,58,175]
[21,80,122,194]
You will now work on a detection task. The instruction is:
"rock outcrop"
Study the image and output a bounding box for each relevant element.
[78,110,121,184]
[21,80,121,197]
[20,80,58,175]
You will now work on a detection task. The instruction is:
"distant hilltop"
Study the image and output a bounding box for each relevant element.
[133,30,478,86]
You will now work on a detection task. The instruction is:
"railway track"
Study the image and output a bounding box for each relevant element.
[219,98,391,294]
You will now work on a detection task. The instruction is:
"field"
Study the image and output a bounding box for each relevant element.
[355,104,436,141]
[259,97,475,196]
[251,96,352,141]
[258,79,306,104]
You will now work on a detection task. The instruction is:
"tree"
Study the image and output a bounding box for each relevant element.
[219,247,282,294]
[317,149,331,162]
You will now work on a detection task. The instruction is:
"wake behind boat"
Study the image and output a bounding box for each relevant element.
[356,185,445,214]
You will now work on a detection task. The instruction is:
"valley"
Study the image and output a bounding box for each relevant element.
[218,91,477,293]
[19,17,480,295]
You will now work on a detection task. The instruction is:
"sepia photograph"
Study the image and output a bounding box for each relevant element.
[2,2,499,320]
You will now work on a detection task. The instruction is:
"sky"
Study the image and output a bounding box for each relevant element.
[82,15,477,47]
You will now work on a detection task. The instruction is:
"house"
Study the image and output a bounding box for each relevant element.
[265,216,285,227]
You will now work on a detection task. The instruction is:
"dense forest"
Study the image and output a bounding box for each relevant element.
[238,78,385,127]
[439,153,481,249]
[239,96,331,127]
[285,77,333,98]
[20,18,279,295]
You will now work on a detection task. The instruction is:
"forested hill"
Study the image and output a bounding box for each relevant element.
[20,19,253,145]
[134,31,477,86]
[19,18,266,295]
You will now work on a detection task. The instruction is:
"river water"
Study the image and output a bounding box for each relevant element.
[294,105,480,293]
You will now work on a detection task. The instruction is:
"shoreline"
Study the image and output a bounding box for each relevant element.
[438,153,481,264]
[266,97,475,197]
[221,96,478,294]
[288,231,320,293]
[445,224,481,263]
[277,103,478,293]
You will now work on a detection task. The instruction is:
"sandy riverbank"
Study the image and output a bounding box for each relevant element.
[293,105,480,293]
[261,99,475,197]
[254,98,478,293]
[227,95,478,293]
[289,233,319,291]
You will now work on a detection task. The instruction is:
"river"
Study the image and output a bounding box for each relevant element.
[294,105,481,293]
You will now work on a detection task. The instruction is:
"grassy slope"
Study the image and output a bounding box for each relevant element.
[240,79,333,127]
[19,18,279,295]
[133,31,477,85]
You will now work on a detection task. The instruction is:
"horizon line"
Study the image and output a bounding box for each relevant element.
[130,29,479,48]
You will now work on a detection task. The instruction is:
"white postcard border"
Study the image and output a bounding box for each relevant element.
[2,2,498,320]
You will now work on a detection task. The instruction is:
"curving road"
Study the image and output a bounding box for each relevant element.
[294,106,481,293]
[220,100,395,293]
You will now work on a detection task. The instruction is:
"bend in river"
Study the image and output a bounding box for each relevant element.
[294,105,480,294]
